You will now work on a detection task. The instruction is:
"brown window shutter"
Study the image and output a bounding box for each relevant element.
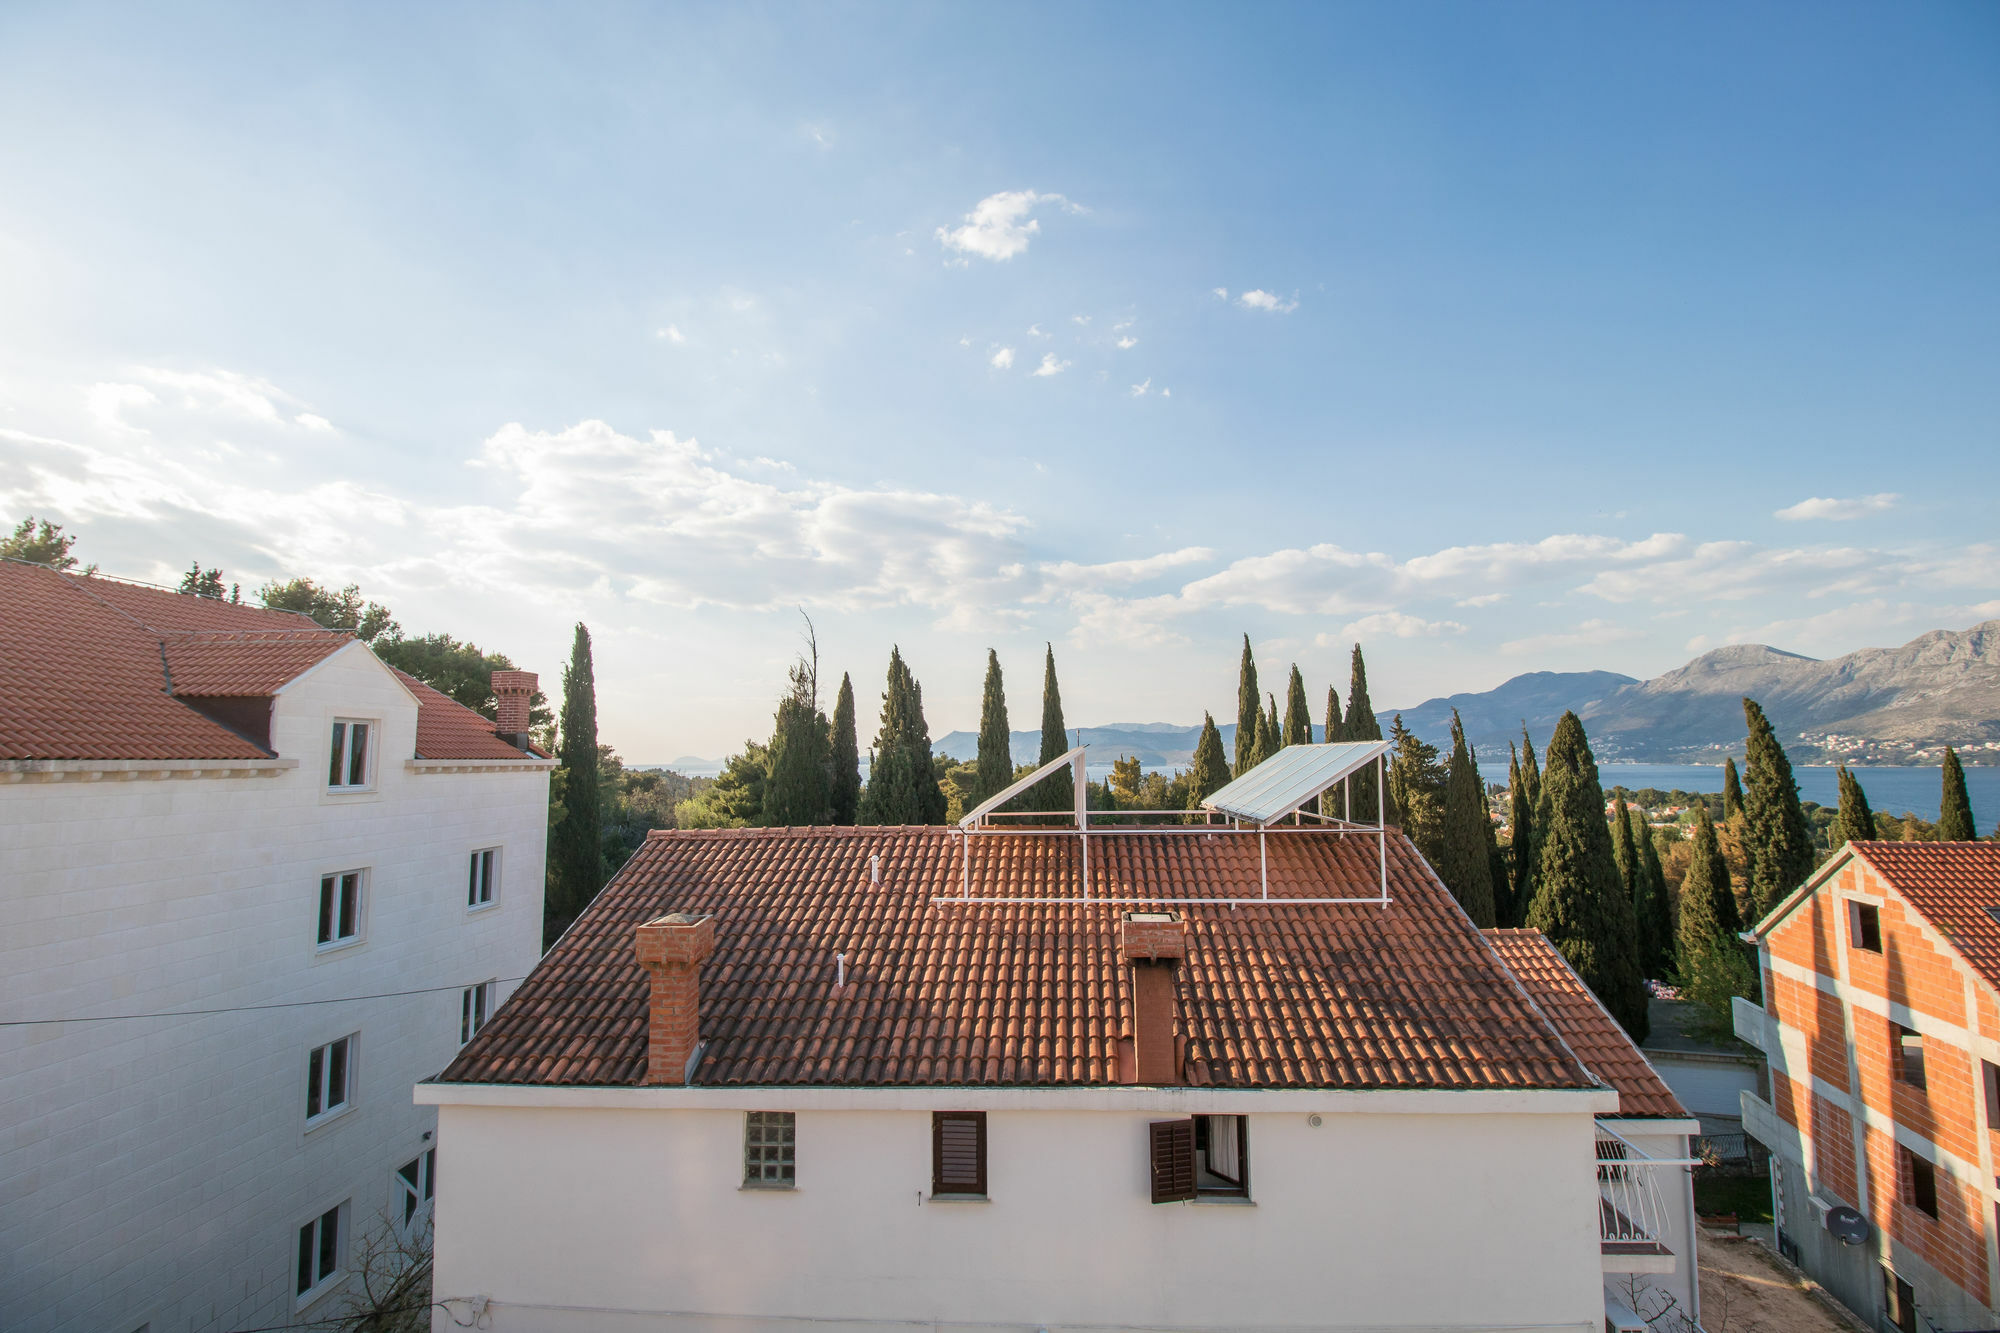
[932,1111,986,1195]
[1149,1118,1196,1204]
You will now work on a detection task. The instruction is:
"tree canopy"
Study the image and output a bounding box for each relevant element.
[258,576,399,642]
[1834,766,1875,848]
[1,515,91,571]
[1435,711,1496,927]
[1742,696,1814,918]
[1032,644,1073,815]
[828,673,860,825]
[1187,713,1231,808]
[1342,644,1382,818]
[1938,747,1976,841]
[1282,665,1312,748]
[546,623,604,945]
[859,647,947,825]
[975,649,1012,807]
[1234,635,1259,776]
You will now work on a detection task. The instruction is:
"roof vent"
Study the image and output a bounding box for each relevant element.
[869,854,881,884]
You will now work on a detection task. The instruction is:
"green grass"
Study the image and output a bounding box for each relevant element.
[1694,1174,1773,1224]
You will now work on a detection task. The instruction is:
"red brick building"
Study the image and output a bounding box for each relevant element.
[1739,842,2000,1332]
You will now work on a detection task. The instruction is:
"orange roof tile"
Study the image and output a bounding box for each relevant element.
[163,631,347,696]
[392,669,546,761]
[441,826,1603,1092]
[1850,842,2000,997]
[1484,929,1687,1119]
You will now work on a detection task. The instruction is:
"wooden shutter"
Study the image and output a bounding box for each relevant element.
[932,1111,986,1196]
[1149,1118,1196,1203]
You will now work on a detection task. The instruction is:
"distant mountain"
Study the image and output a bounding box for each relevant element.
[1392,671,1637,758]
[931,723,1244,772]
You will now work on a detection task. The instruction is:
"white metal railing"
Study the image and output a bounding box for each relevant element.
[1597,1124,1698,1254]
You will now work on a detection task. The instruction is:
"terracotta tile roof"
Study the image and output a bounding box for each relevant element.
[391,668,546,761]
[441,826,1603,1093]
[64,572,327,633]
[163,631,347,696]
[1484,929,1687,1119]
[1851,842,2000,998]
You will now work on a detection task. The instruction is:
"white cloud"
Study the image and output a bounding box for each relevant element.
[1211,288,1229,300]
[657,325,686,344]
[935,190,1078,262]
[1115,336,1137,349]
[990,347,1015,370]
[1336,612,1467,640]
[1039,547,1214,594]
[1130,378,1151,397]
[1774,493,1900,521]
[294,413,334,432]
[1236,289,1298,314]
[1072,315,1090,326]
[1500,619,1645,656]
[1032,353,1070,377]
[1026,324,1049,339]
[1161,388,1171,398]
[801,122,835,150]
[1456,593,1507,608]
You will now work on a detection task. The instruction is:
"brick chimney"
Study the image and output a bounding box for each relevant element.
[1120,911,1186,1086]
[634,912,716,1085]
[491,670,536,749]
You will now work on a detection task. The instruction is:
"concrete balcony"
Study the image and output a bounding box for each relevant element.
[1732,995,1770,1054]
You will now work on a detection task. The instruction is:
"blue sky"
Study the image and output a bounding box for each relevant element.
[2,3,1995,759]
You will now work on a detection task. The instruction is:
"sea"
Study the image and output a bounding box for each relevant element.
[1474,762,2000,837]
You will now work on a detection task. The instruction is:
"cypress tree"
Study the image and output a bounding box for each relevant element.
[1611,796,1639,906]
[859,647,946,825]
[1283,665,1312,747]
[1677,802,1755,1021]
[1234,635,1260,776]
[1722,757,1744,820]
[1633,811,1673,980]
[1834,766,1875,849]
[1323,684,1343,744]
[1248,697,1276,768]
[1484,789,1511,928]
[1527,711,1648,1040]
[1263,694,1281,760]
[1187,713,1230,807]
[1033,644,1074,815]
[1437,711,1497,927]
[1939,747,1975,841]
[1343,644,1382,818]
[974,649,1012,805]
[1511,733,1539,920]
[763,660,833,827]
[1520,730,1541,810]
[1386,713,1445,855]
[1742,697,1814,919]
[546,623,603,946]
[828,672,860,824]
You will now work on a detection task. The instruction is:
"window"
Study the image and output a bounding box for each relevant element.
[306,1036,356,1124]
[327,720,371,789]
[1985,1060,2000,1128]
[1848,900,1882,952]
[931,1111,986,1197]
[295,1202,344,1302]
[394,1150,436,1234]
[1904,1147,1939,1219]
[316,871,364,950]
[1894,1025,1927,1090]
[460,983,494,1047]
[467,848,498,910]
[744,1112,796,1187]
[1150,1115,1249,1202]
[1884,1265,1916,1333]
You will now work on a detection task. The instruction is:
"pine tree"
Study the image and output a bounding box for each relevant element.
[546,623,603,946]
[859,647,946,825]
[1510,733,1539,921]
[1322,685,1343,744]
[1283,665,1312,747]
[974,650,1012,806]
[1343,644,1383,818]
[1677,802,1754,1023]
[1187,713,1230,807]
[1632,811,1673,980]
[1033,644,1074,816]
[828,672,860,824]
[1742,697,1814,919]
[1527,712,1648,1040]
[763,660,833,827]
[1436,711,1496,926]
[1722,757,1745,820]
[1834,766,1875,848]
[1939,746,1975,841]
[1611,796,1639,906]
[1234,635,1260,776]
[1386,713,1445,857]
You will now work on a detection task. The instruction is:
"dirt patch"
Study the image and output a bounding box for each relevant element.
[1699,1229,1870,1333]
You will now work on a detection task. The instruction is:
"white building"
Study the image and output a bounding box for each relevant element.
[425,747,1697,1332]
[0,561,553,1332]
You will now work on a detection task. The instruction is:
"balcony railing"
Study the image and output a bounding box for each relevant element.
[1597,1123,1697,1268]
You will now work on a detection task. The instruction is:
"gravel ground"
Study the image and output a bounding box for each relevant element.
[1698,1229,1871,1333]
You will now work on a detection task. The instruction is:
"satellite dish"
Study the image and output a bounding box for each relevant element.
[1825,1205,1869,1246]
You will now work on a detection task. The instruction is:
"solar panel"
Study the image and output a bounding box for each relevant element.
[1201,740,1391,825]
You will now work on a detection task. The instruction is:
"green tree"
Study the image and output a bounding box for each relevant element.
[1032,644,1074,816]
[546,623,604,946]
[1282,665,1312,748]
[374,633,548,726]
[1436,711,1496,926]
[675,743,768,828]
[2,516,91,571]
[1939,746,1976,841]
[1234,635,1260,776]
[828,672,860,825]
[1834,766,1876,848]
[1247,699,1275,770]
[1742,697,1814,919]
[1262,695,1281,762]
[1633,812,1673,980]
[1722,757,1745,820]
[178,562,234,601]
[1527,711,1648,1041]
[975,649,1013,806]
[1322,684,1343,744]
[258,577,400,642]
[1108,755,1143,806]
[763,659,833,827]
[1386,713,1446,857]
[1677,802,1753,1031]
[1187,713,1231,808]
[859,646,946,825]
[1343,644,1383,819]
[1510,733,1540,923]
[1611,795,1639,907]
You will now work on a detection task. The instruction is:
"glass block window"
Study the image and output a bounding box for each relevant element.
[744,1111,796,1187]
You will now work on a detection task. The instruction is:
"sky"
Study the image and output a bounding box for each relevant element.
[1,3,1995,761]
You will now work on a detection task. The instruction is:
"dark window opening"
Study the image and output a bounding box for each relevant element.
[1894,1025,1927,1090]
[1149,1115,1249,1203]
[1983,1060,2000,1128]
[1849,901,1882,952]
[1884,1265,1916,1333]
[1904,1148,1939,1219]
[931,1111,986,1197]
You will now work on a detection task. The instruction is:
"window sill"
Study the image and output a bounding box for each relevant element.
[740,1181,796,1192]
[1189,1195,1256,1207]
[466,902,498,915]
[305,1105,356,1133]
[296,1271,347,1311]
[314,938,365,957]
[928,1192,990,1203]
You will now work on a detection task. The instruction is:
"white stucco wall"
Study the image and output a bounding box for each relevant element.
[1599,1122,1700,1331]
[1,643,549,1333]
[424,1088,1612,1333]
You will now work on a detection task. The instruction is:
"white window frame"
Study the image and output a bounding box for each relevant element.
[305,1034,358,1127]
[327,719,375,791]
[393,1148,437,1237]
[460,982,495,1047]
[294,1200,346,1307]
[315,869,367,952]
[467,847,500,912]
